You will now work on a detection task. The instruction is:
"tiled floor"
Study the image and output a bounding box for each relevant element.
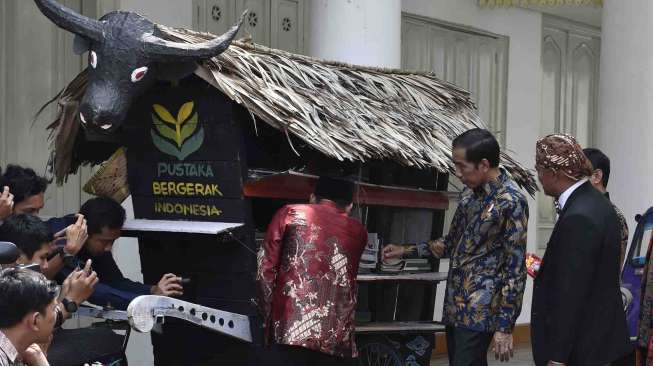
[430,344,534,366]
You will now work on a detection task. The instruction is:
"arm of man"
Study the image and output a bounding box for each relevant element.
[256,206,289,342]
[151,273,183,297]
[495,199,529,332]
[86,283,144,310]
[547,214,602,364]
[419,204,465,258]
[96,252,151,295]
[43,215,88,280]
[493,199,529,361]
[384,204,465,260]
[58,259,99,319]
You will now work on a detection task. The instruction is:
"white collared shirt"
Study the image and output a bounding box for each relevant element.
[0,330,19,366]
[558,178,588,210]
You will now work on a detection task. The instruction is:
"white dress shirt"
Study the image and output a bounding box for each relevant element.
[557,179,587,211]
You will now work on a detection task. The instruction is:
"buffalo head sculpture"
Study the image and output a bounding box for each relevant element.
[34,0,244,133]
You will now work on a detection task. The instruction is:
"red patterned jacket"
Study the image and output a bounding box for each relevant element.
[257,201,367,358]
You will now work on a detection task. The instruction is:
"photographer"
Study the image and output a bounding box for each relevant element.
[0,164,88,282]
[0,215,98,320]
[0,165,48,216]
[49,197,182,310]
[0,215,51,273]
[43,214,87,281]
[0,268,58,366]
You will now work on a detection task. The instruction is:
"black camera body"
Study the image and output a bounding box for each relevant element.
[15,262,42,273]
[0,241,19,265]
[0,241,42,273]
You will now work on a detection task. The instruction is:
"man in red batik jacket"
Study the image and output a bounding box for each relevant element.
[257,176,367,366]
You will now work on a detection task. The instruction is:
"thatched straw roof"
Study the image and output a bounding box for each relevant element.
[47,26,537,194]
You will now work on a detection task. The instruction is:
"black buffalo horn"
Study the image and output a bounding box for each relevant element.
[34,0,104,42]
[142,11,247,62]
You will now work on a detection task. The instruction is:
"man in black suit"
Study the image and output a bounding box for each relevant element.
[532,134,631,366]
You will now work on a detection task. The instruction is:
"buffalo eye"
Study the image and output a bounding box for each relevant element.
[89,51,97,69]
[131,66,149,83]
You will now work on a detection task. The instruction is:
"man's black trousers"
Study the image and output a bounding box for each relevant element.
[446,325,493,366]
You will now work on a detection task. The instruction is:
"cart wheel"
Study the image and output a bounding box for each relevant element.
[357,336,402,366]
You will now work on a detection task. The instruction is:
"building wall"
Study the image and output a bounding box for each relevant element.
[120,0,193,28]
[0,4,550,365]
[0,0,88,218]
[597,0,652,243]
[402,0,543,325]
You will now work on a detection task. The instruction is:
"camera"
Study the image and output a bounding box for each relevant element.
[0,241,19,265]
[16,263,42,272]
[0,241,42,272]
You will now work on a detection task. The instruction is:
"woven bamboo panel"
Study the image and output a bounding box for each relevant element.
[82,148,130,202]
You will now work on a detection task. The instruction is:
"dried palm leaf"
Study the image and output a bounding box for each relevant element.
[82,147,129,202]
[46,26,537,195]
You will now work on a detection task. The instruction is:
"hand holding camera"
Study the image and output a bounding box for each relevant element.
[152,273,183,297]
[54,214,88,256]
[0,186,14,220]
[62,259,99,306]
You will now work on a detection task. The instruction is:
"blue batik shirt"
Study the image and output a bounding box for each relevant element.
[417,169,529,333]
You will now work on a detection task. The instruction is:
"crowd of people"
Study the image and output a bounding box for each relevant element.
[0,128,644,366]
[0,166,183,366]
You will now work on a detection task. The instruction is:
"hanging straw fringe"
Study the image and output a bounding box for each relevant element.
[46,26,538,195]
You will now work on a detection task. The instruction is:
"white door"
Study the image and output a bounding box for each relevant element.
[537,16,600,250]
[402,15,508,146]
[402,15,509,322]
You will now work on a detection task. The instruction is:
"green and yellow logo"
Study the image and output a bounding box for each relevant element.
[150,101,204,161]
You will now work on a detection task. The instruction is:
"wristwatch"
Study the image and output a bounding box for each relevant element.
[58,247,77,267]
[61,298,79,313]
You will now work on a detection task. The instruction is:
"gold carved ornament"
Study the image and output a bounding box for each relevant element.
[479,0,602,7]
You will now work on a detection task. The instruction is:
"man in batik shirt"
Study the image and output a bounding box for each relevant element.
[384,128,528,366]
[583,148,629,270]
[257,177,367,366]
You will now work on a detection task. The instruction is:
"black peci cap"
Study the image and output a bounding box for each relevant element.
[314,177,355,204]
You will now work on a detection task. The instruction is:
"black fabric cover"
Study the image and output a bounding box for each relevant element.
[47,327,127,366]
[314,177,354,203]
